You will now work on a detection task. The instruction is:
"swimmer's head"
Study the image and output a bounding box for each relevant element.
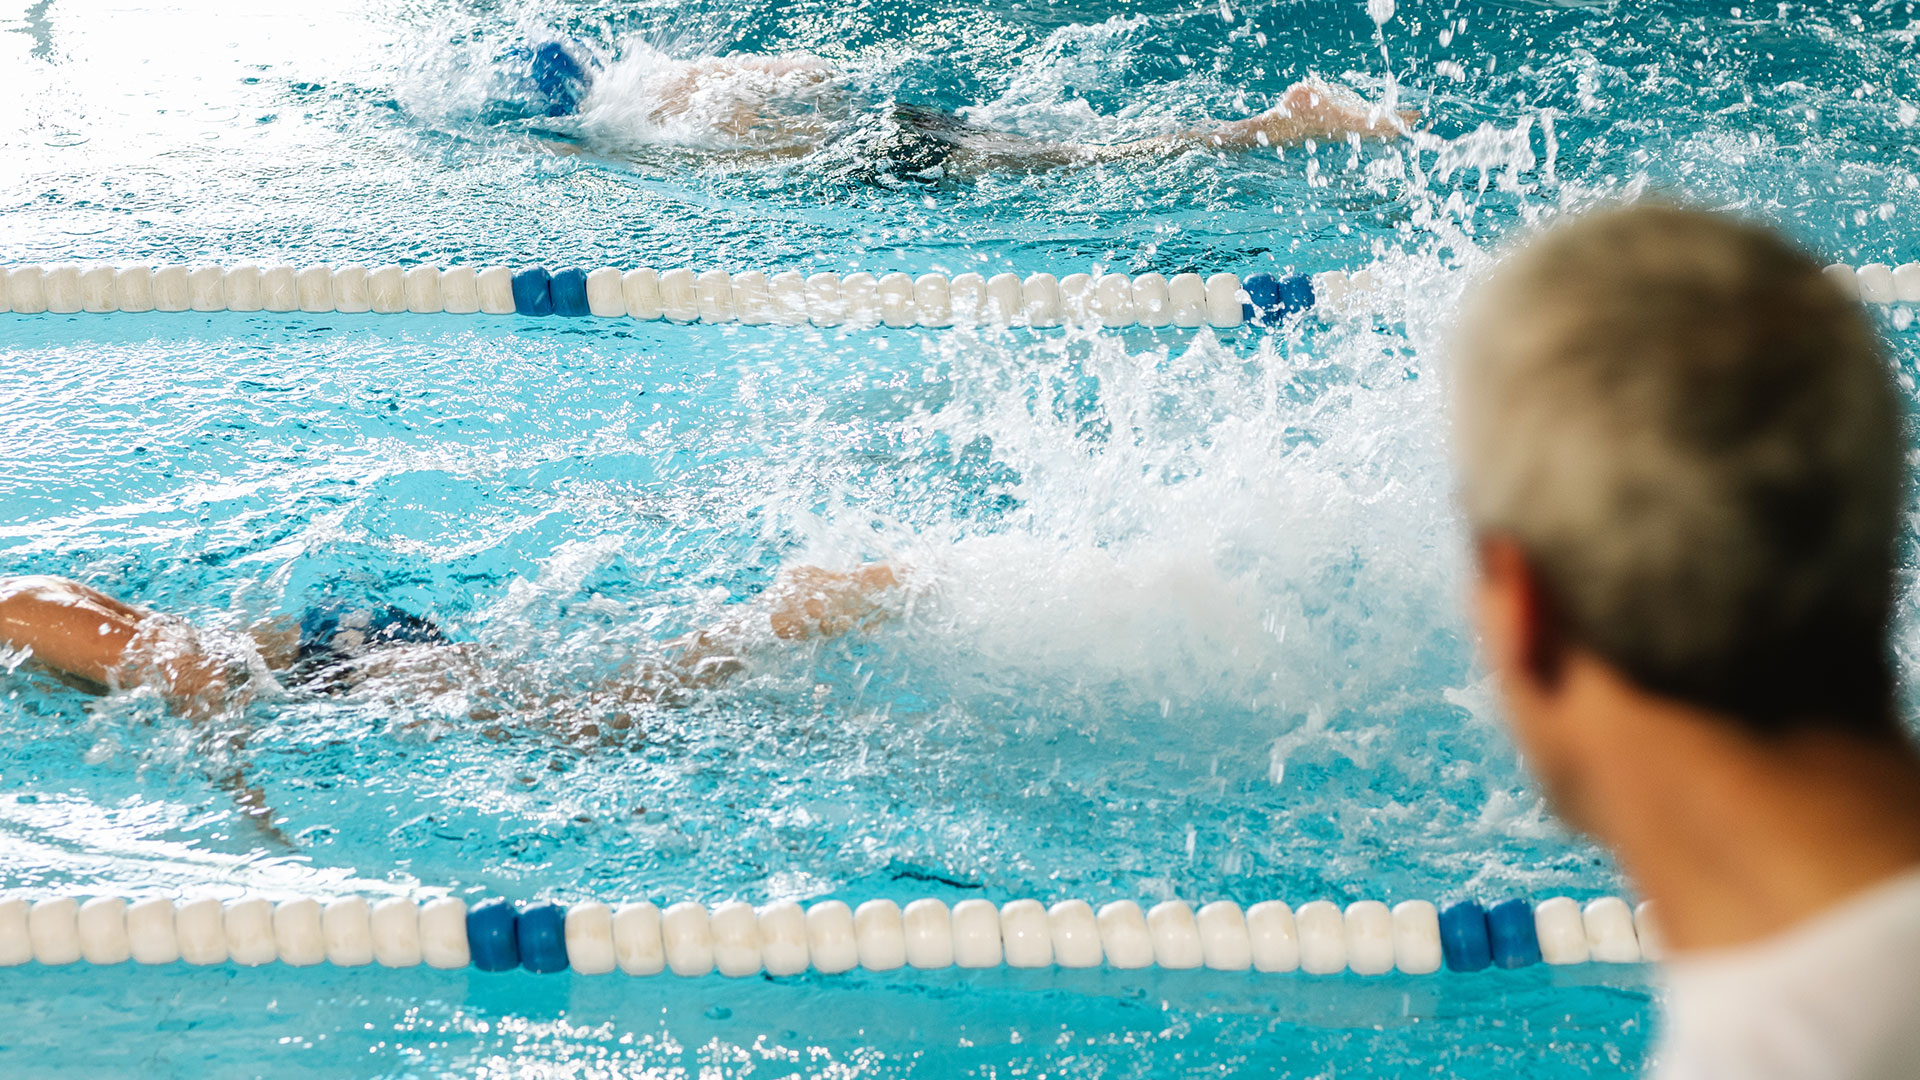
[1451,204,1903,815]
[528,40,596,118]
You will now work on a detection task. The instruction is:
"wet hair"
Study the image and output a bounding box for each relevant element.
[1452,203,1905,737]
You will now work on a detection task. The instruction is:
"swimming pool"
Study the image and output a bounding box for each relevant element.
[5,0,1920,1075]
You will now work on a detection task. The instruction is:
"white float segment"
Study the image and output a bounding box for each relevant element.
[187,264,226,311]
[565,902,617,975]
[709,900,763,976]
[696,269,736,323]
[1823,263,1859,299]
[1196,901,1252,971]
[126,898,179,965]
[611,901,665,975]
[1313,269,1350,309]
[1893,262,1920,303]
[1584,897,1641,963]
[0,267,10,313]
[403,265,442,314]
[420,897,470,969]
[732,270,773,325]
[1047,899,1103,968]
[151,265,190,312]
[114,264,154,313]
[370,898,422,968]
[1250,900,1306,973]
[949,272,986,324]
[878,272,916,328]
[1295,900,1347,975]
[1533,897,1590,965]
[658,268,698,323]
[11,265,51,313]
[367,265,405,314]
[661,901,715,976]
[332,264,371,313]
[478,266,517,315]
[1857,263,1897,304]
[1023,272,1061,326]
[1204,272,1244,328]
[585,267,625,317]
[1094,901,1153,970]
[77,897,131,965]
[950,898,1004,969]
[175,897,228,966]
[999,899,1053,969]
[44,263,81,313]
[770,270,809,325]
[618,268,661,320]
[1344,901,1395,976]
[842,272,880,325]
[1390,900,1442,975]
[82,263,119,312]
[915,273,952,327]
[984,272,1022,323]
[853,899,907,972]
[1093,272,1135,326]
[322,897,374,967]
[757,901,810,976]
[1634,901,1663,963]
[261,265,298,313]
[1168,272,1205,327]
[226,264,263,312]
[29,897,82,965]
[442,267,480,315]
[805,900,859,974]
[295,264,333,312]
[6,266,45,314]
[1347,268,1376,296]
[0,896,27,965]
[1058,272,1093,323]
[902,898,954,969]
[803,272,843,326]
[1132,272,1171,327]
[224,897,277,966]
[274,898,326,967]
[1850,263,1896,303]
[1146,901,1204,970]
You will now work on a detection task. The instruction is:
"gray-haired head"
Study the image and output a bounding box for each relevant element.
[1452,204,1904,735]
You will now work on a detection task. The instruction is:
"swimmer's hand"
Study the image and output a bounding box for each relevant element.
[766,563,902,641]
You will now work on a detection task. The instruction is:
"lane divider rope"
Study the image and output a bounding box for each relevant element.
[0,891,1658,976]
[0,262,1373,329]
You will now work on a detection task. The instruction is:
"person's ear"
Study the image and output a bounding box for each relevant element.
[1473,534,1566,693]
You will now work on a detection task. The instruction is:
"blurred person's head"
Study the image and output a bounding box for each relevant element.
[1451,204,1906,832]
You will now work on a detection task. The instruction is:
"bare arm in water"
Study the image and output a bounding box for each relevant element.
[0,567,903,835]
[0,565,901,713]
[550,50,1415,166]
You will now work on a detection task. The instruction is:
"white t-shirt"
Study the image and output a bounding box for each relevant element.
[1649,867,1920,1079]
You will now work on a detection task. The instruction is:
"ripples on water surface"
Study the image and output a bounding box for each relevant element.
[5,0,1920,1075]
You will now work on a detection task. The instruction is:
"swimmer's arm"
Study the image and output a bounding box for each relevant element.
[0,575,227,710]
[660,564,904,686]
[1095,80,1419,160]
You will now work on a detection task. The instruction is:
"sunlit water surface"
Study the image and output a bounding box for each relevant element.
[5,0,1920,1075]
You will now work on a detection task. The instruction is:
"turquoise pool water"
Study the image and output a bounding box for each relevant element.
[5,0,1920,1075]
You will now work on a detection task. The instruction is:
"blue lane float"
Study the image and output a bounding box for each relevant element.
[466,897,520,972]
[1439,901,1493,973]
[509,267,553,316]
[1487,898,1543,969]
[548,267,590,317]
[516,902,570,974]
[0,891,1653,975]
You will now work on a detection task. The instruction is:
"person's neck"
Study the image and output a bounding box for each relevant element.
[1567,660,1920,954]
